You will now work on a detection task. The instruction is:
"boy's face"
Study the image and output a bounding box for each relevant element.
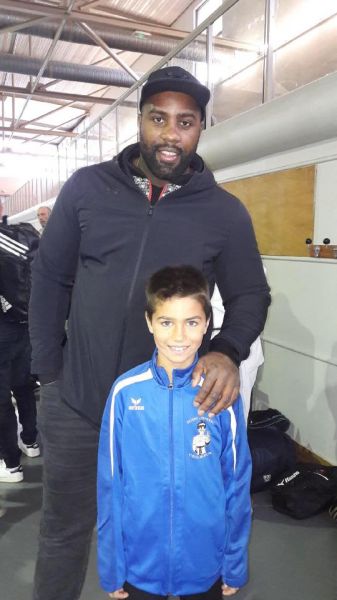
[146,295,209,376]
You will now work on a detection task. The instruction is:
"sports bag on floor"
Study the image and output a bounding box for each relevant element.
[248,427,295,492]
[248,408,290,432]
[271,463,337,519]
[248,407,295,493]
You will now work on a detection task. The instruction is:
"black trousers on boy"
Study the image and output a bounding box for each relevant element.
[124,579,223,600]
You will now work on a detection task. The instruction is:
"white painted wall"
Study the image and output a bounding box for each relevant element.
[213,139,337,464]
[257,257,337,464]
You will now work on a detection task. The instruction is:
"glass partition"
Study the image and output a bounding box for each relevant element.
[76,134,88,171]
[101,111,117,161]
[6,0,337,216]
[87,122,100,166]
[212,0,265,122]
[273,0,337,47]
[170,39,211,125]
[117,105,138,152]
[67,139,77,177]
[58,144,68,184]
[273,1,337,98]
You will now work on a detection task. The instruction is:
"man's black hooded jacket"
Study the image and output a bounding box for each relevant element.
[29,143,270,427]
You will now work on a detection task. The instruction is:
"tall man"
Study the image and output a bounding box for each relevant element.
[29,66,270,600]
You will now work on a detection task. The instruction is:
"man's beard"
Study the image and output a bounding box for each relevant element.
[139,135,197,183]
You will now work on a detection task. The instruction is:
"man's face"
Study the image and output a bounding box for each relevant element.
[37,207,50,228]
[139,91,203,184]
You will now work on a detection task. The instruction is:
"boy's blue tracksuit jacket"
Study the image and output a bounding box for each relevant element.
[97,353,252,596]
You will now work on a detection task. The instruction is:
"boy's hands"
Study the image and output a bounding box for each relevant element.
[108,584,239,598]
[222,583,239,596]
[108,588,129,599]
[192,352,240,417]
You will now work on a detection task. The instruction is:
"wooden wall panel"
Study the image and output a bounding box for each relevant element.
[221,166,315,256]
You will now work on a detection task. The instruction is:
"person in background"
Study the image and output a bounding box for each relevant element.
[29,65,270,600]
[98,266,252,599]
[37,206,51,231]
[0,217,40,483]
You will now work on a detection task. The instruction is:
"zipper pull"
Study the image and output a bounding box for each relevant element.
[147,205,153,216]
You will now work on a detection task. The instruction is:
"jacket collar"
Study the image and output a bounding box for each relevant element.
[110,142,216,200]
[150,349,198,388]
[116,142,210,187]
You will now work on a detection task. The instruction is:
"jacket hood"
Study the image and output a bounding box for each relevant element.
[113,142,217,195]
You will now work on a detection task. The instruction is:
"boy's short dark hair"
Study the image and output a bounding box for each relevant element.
[145,265,212,320]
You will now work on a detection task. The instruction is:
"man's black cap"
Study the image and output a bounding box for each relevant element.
[139,66,210,118]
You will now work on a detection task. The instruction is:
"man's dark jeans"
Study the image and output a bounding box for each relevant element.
[33,381,99,600]
[0,320,37,467]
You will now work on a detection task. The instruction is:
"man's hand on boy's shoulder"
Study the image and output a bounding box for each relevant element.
[192,352,240,417]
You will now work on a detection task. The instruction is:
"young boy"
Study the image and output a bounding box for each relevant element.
[97,266,252,600]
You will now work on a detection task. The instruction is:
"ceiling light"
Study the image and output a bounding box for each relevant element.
[133,30,152,39]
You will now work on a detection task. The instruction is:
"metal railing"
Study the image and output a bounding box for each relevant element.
[5,176,62,216]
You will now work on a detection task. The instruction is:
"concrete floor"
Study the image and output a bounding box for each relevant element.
[0,454,336,600]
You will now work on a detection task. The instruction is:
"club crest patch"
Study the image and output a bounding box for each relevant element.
[190,420,212,459]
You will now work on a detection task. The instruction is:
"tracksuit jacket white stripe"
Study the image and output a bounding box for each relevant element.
[97,352,252,596]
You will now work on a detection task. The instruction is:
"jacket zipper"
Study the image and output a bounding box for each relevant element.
[115,192,156,376]
[125,180,166,308]
[125,200,155,306]
[168,382,174,593]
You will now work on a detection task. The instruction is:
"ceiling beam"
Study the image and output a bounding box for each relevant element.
[1,31,17,87]
[78,0,101,7]
[76,0,168,27]
[0,126,77,137]
[78,21,139,80]
[0,85,137,107]
[0,0,257,50]
[0,14,50,35]
[0,0,184,39]
[1,133,59,145]
[24,112,87,144]
[0,0,67,18]
[1,114,82,130]
[12,0,77,130]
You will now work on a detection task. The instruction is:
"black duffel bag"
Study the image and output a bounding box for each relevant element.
[247,408,295,493]
[271,463,337,519]
[248,427,295,493]
[248,408,290,432]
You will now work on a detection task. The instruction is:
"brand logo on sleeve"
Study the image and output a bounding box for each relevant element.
[0,296,12,313]
[128,397,144,411]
